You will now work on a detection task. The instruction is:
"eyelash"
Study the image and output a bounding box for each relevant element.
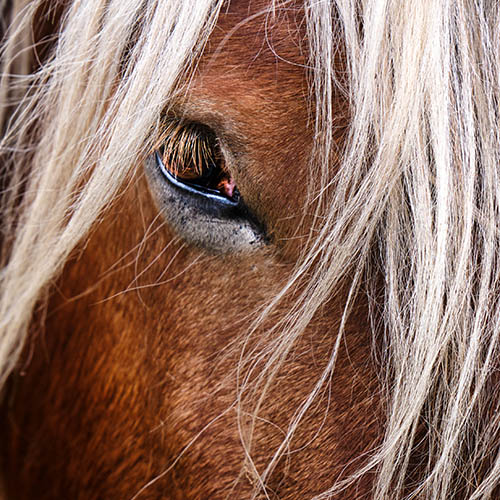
[154,120,240,205]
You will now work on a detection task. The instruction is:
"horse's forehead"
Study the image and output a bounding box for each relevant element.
[197,0,307,100]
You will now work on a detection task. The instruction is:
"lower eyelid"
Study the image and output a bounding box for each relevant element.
[144,154,268,254]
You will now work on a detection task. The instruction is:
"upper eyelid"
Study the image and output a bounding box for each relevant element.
[162,103,247,155]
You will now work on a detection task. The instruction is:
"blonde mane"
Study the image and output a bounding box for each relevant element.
[2,0,500,498]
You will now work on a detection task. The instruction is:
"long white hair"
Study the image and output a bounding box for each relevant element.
[2,0,500,498]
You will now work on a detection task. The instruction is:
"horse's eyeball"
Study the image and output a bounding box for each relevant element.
[145,120,267,253]
[156,120,239,203]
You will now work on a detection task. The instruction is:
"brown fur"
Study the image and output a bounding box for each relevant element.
[2,1,381,498]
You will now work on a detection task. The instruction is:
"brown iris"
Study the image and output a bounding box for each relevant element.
[155,120,237,199]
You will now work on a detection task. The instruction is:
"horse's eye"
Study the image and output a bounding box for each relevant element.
[156,121,239,204]
[146,120,267,253]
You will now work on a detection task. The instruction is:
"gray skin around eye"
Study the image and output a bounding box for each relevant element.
[144,155,267,254]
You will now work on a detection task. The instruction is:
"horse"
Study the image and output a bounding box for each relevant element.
[1,0,500,498]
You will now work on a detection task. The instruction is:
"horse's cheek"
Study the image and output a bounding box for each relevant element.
[1,174,379,499]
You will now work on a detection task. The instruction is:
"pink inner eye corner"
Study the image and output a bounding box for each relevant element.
[218,177,236,198]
